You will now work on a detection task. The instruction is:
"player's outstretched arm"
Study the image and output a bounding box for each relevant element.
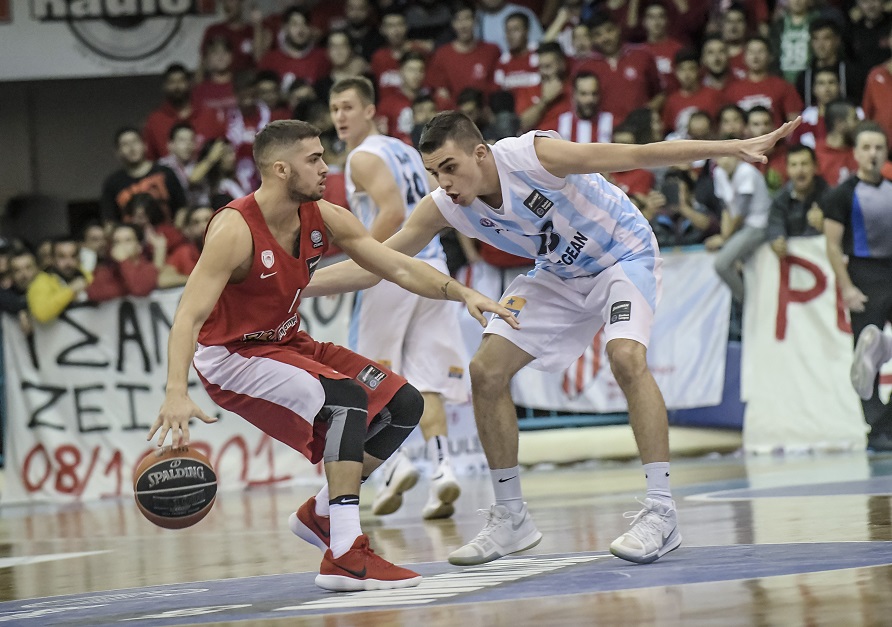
[148,210,251,447]
[304,196,447,297]
[535,117,802,177]
[319,200,519,329]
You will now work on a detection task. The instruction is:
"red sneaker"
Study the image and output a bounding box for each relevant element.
[288,496,330,551]
[316,534,422,591]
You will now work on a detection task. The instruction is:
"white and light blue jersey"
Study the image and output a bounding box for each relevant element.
[346,134,444,262]
[430,130,659,306]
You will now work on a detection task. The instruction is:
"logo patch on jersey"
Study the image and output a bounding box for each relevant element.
[357,364,388,390]
[500,296,526,318]
[448,366,464,379]
[480,218,496,228]
[310,230,324,248]
[261,250,275,268]
[306,255,322,279]
[610,301,632,324]
[523,191,554,218]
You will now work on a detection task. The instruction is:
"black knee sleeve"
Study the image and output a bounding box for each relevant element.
[364,383,423,460]
[317,376,369,464]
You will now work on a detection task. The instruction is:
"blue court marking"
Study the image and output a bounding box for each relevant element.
[3,542,892,626]
[687,476,892,501]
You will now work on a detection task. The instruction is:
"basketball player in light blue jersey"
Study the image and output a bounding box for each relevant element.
[329,78,469,520]
[306,111,801,566]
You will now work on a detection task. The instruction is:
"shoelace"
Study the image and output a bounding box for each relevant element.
[621,498,664,543]
[470,506,510,542]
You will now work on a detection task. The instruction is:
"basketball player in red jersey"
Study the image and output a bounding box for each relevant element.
[146,119,519,592]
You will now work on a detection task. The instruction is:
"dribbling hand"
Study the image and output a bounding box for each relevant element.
[148,395,218,448]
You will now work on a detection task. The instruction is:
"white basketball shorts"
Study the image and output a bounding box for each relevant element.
[352,257,469,403]
[483,255,663,371]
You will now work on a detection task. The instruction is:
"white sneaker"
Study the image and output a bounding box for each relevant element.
[422,459,461,520]
[372,450,420,516]
[448,503,542,566]
[610,498,681,564]
[851,324,884,400]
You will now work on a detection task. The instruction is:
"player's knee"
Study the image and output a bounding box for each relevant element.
[607,340,647,386]
[388,383,423,429]
[319,377,369,464]
[469,353,511,393]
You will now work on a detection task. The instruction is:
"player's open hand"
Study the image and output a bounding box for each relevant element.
[149,394,218,448]
[461,290,521,330]
[736,117,802,164]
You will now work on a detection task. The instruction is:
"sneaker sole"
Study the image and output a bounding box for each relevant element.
[288,512,328,552]
[447,529,543,566]
[610,528,682,565]
[372,471,420,516]
[435,480,461,505]
[422,501,455,520]
[851,325,881,400]
[315,573,422,591]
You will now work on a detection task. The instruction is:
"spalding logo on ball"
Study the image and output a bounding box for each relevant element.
[133,446,217,529]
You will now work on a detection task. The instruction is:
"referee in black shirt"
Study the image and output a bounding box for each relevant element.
[822,121,892,451]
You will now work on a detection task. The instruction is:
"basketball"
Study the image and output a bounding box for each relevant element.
[133,446,217,529]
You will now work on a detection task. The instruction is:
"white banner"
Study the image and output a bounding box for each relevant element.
[507,248,732,412]
[1,288,488,504]
[741,237,867,453]
[1,290,323,505]
[0,0,217,80]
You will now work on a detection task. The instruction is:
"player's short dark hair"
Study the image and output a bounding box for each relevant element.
[418,111,486,155]
[786,143,816,163]
[114,126,141,146]
[253,120,321,170]
[505,11,530,30]
[330,76,376,105]
[169,121,195,142]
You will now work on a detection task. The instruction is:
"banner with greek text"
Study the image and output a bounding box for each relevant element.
[506,248,733,412]
[0,0,217,80]
[1,288,488,504]
[0,291,325,505]
[741,237,867,453]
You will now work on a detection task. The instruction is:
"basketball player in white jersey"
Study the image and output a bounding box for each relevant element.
[306,111,801,566]
[329,77,468,520]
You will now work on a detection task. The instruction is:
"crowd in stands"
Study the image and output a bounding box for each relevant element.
[1,0,892,341]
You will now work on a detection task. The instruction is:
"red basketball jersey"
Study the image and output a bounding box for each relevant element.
[198,194,329,347]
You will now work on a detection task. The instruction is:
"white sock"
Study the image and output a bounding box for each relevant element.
[329,498,362,558]
[490,466,524,513]
[314,484,330,517]
[643,462,672,503]
[427,435,450,465]
[881,332,892,363]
